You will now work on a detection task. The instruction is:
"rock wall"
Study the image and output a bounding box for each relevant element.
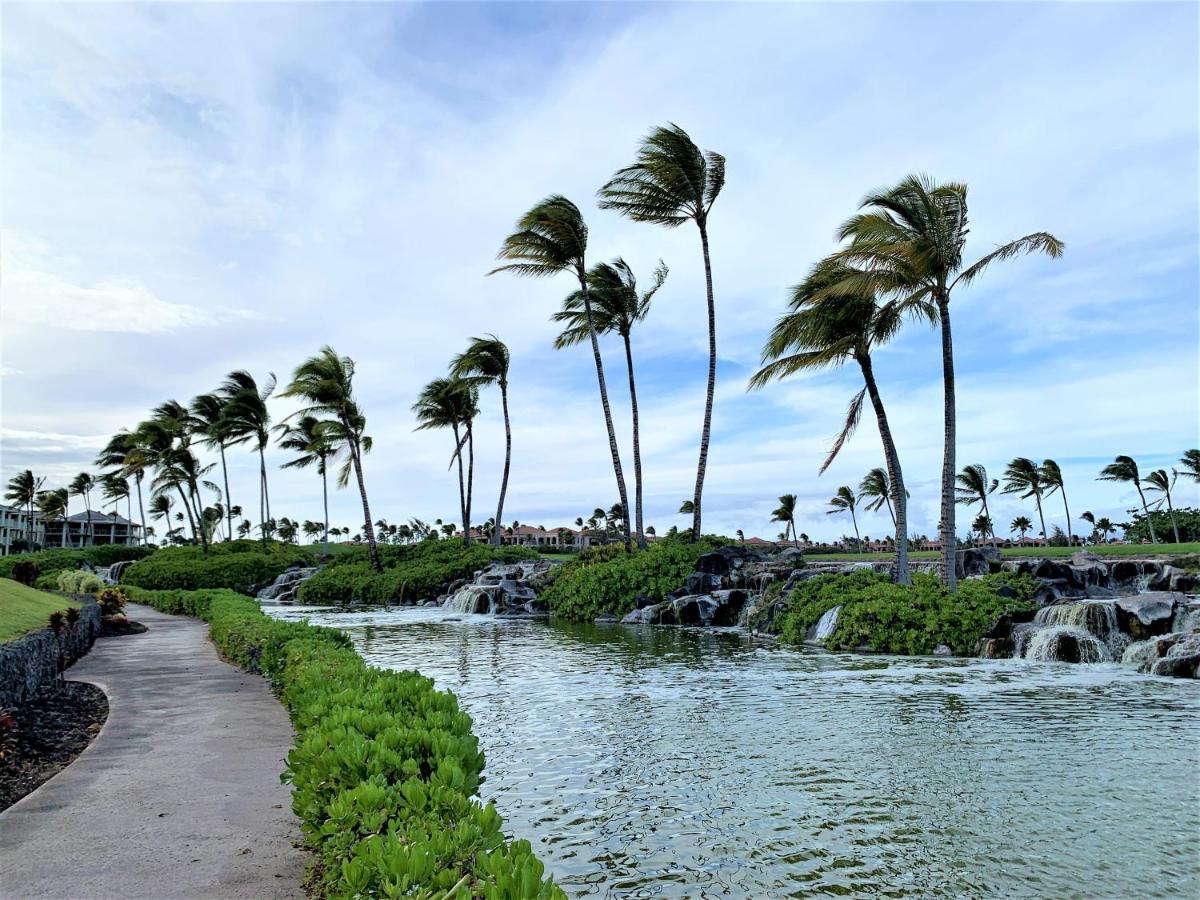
[0,598,101,709]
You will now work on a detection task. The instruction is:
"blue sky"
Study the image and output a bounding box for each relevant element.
[2,1,1197,542]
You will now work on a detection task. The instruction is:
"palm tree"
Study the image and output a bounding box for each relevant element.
[1098,455,1157,543]
[599,124,724,541]
[678,499,695,516]
[771,494,800,547]
[276,415,338,557]
[1010,515,1033,542]
[413,377,478,550]
[148,493,173,535]
[151,448,213,552]
[6,469,45,547]
[1096,517,1117,542]
[827,486,860,547]
[955,464,999,547]
[69,473,96,547]
[220,371,276,542]
[834,175,1063,588]
[859,467,897,527]
[96,430,149,545]
[280,348,381,571]
[748,258,917,583]
[1080,510,1098,542]
[490,195,632,551]
[1180,449,1200,483]
[451,335,513,549]
[971,513,993,545]
[35,488,69,547]
[1039,459,1074,547]
[554,259,667,549]
[190,391,239,542]
[736,529,745,545]
[100,473,130,522]
[1002,458,1050,546]
[237,519,252,539]
[1145,469,1181,544]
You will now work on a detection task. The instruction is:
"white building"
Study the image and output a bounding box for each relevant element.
[0,503,45,556]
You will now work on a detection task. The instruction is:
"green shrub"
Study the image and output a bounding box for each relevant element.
[122,541,314,593]
[0,545,153,582]
[56,569,106,595]
[298,541,538,605]
[122,584,563,897]
[776,571,1038,656]
[541,538,724,622]
[10,560,38,586]
[96,587,127,618]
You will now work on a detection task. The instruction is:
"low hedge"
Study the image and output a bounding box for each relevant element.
[0,545,153,582]
[298,541,539,605]
[122,541,314,594]
[123,584,563,897]
[776,570,1039,656]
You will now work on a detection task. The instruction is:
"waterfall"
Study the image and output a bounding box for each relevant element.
[442,585,496,614]
[1173,604,1200,634]
[1121,640,1161,673]
[806,605,841,643]
[1025,626,1111,663]
[257,566,321,604]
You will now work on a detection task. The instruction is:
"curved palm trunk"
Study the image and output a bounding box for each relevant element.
[321,462,330,557]
[258,444,271,543]
[84,495,93,549]
[1164,490,1180,544]
[980,494,997,548]
[465,424,475,547]
[850,507,861,547]
[691,223,717,542]
[937,298,957,590]
[578,271,632,552]
[1059,488,1074,547]
[134,473,147,546]
[348,437,381,572]
[1033,494,1048,546]
[176,485,199,544]
[452,423,468,548]
[621,333,647,550]
[884,494,896,527]
[790,516,799,549]
[493,380,512,548]
[1134,482,1158,543]
[858,354,911,585]
[219,444,234,542]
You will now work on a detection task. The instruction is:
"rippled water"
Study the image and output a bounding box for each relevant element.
[268,606,1200,898]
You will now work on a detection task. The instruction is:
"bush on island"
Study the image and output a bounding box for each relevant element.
[121,540,313,594]
[0,545,153,583]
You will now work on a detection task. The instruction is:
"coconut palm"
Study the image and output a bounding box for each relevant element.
[955,464,999,547]
[859,467,900,527]
[220,371,276,542]
[834,175,1063,588]
[1002,458,1050,546]
[148,493,173,531]
[34,488,68,547]
[276,414,338,557]
[151,448,213,551]
[280,348,381,571]
[678,499,695,516]
[1179,449,1199,483]
[749,258,917,583]
[599,124,724,541]
[490,194,631,551]
[554,258,667,549]
[100,473,130,521]
[69,473,96,547]
[771,494,800,547]
[1010,515,1033,542]
[413,377,478,550]
[1096,517,1117,541]
[5,469,45,547]
[1040,459,1074,547]
[1098,455,1157,543]
[96,430,149,545]
[190,391,239,542]
[1144,469,1181,544]
[827,486,860,547]
[1080,510,1098,542]
[971,513,993,545]
[451,335,513,549]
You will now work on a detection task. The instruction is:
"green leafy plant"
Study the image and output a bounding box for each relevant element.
[56,569,106,595]
[122,541,313,593]
[96,587,128,618]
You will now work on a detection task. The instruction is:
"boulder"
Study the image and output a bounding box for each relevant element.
[1071,551,1102,567]
[634,594,655,609]
[694,552,732,576]
[1115,593,1181,639]
[1170,572,1198,593]
[956,546,1001,579]
[933,644,954,657]
[1150,635,1200,678]
[709,590,749,627]
[1033,559,1075,584]
[685,571,718,594]
[975,637,1012,659]
[1110,560,1142,585]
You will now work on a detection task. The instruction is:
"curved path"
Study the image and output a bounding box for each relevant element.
[0,603,307,899]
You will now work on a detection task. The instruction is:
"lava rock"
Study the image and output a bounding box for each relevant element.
[694,552,732,576]
[1150,635,1200,678]
[1115,593,1181,639]
[685,571,718,594]
[956,547,1001,579]
[975,637,1012,659]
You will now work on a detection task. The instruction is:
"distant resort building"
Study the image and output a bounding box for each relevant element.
[32,510,143,550]
[0,503,45,556]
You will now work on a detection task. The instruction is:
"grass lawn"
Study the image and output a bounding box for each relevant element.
[0,578,80,643]
[537,552,577,562]
[805,542,1200,562]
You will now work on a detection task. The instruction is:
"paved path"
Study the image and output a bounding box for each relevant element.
[0,603,307,899]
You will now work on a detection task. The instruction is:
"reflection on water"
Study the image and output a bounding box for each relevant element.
[268,606,1200,898]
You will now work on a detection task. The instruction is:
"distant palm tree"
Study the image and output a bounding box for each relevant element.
[748,258,918,584]
[1002,458,1050,546]
[34,488,68,547]
[736,528,745,544]
[1144,469,1181,544]
[190,392,239,542]
[6,469,45,547]
[1180,449,1200,483]
[100,473,130,523]
[451,335,513,548]
[771,494,800,547]
[1040,459,1074,546]
[827,486,860,547]
[151,449,212,552]
[276,415,338,557]
[859,467,898,527]
[490,195,631,551]
[148,493,173,529]
[1098,455,1157,543]
[413,377,478,550]
[237,519,252,539]
[599,124,724,542]
[834,175,1063,588]
[1010,515,1033,542]
[678,499,695,516]
[281,348,382,570]
[1096,517,1116,541]
[277,518,297,544]
[96,430,149,544]
[69,473,96,547]
[220,371,276,541]
[554,259,667,549]
[1080,510,1098,542]
[955,464,999,547]
[971,513,993,544]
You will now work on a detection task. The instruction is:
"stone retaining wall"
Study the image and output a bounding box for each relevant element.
[0,597,101,709]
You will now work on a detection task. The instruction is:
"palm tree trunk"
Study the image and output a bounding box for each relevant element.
[1034,495,1048,546]
[176,486,198,544]
[1135,483,1158,543]
[790,516,799,549]
[980,494,997,548]
[219,444,234,542]
[135,473,147,546]
[258,444,271,542]
[691,222,717,542]
[84,494,93,549]
[1166,490,1180,544]
[1059,489,1074,547]
[937,298,957,590]
[622,333,647,550]
[494,380,512,548]
[858,354,911,585]
[321,463,330,557]
[850,507,861,547]
[348,438,381,572]
[465,424,475,546]
[452,423,468,548]
[578,270,632,552]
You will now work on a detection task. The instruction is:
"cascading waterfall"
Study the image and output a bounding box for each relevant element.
[443,585,496,615]
[807,605,841,643]
[1020,601,1126,663]
[257,566,321,604]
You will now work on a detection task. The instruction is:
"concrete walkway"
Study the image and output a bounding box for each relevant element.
[0,603,307,899]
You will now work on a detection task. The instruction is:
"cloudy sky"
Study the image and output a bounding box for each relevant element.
[2,1,1197,543]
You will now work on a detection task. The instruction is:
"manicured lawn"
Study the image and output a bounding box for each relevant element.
[538,552,576,562]
[0,578,79,643]
[806,542,1200,562]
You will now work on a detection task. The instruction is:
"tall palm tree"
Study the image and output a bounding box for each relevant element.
[69,473,96,547]
[96,430,149,545]
[1040,459,1073,547]
[1010,515,1033,542]
[276,415,338,557]
[599,124,724,541]
[749,258,918,583]
[413,377,478,551]
[827,486,860,547]
[1179,449,1200,483]
[553,258,667,549]
[100,472,130,519]
[955,464,999,547]
[190,391,239,542]
[1080,510,1098,542]
[5,469,45,547]
[148,493,173,533]
[220,371,276,542]
[859,467,896,526]
[490,195,632,551]
[770,494,800,547]
[834,175,1063,588]
[1144,469,1181,544]
[451,335,513,549]
[151,448,212,552]
[971,514,994,545]
[36,488,70,548]
[1098,455,1157,543]
[1002,458,1050,546]
[280,348,381,571]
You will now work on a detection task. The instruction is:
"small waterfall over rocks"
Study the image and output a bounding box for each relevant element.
[440,560,553,615]
[94,559,135,585]
[257,566,321,604]
[806,605,842,644]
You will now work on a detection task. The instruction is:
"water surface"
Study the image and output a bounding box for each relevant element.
[269,606,1200,898]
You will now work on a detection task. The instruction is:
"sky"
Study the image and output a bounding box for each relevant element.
[2,1,1197,544]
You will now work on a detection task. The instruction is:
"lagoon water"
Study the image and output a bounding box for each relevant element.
[268,605,1200,898]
